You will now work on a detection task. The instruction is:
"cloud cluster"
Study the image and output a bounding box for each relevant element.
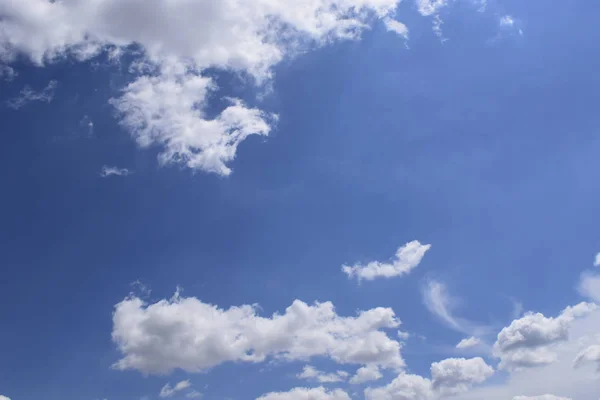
[492,302,596,370]
[342,241,431,281]
[364,357,493,400]
[112,291,405,374]
[0,0,403,175]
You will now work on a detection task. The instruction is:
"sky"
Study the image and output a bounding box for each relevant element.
[0,0,600,400]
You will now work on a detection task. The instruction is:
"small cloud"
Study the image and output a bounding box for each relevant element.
[456,336,481,349]
[100,165,132,177]
[383,18,409,40]
[6,80,58,109]
[160,380,191,398]
[500,15,515,27]
[342,240,431,281]
[349,365,382,384]
[0,65,16,81]
[297,365,348,383]
[397,330,410,340]
[186,391,202,399]
[594,252,600,267]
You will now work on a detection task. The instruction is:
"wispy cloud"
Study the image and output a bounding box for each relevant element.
[422,280,490,336]
[160,380,191,398]
[6,80,57,109]
[100,166,132,178]
[594,252,600,267]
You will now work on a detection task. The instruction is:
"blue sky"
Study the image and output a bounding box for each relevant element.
[1,1,600,400]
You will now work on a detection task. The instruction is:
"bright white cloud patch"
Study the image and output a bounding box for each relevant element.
[297,365,348,383]
[430,357,494,395]
[160,380,192,398]
[350,365,383,384]
[342,241,431,281]
[100,166,132,177]
[0,0,402,175]
[6,80,57,109]
[384,19,409,40]
[500,15,515,27]
[492,302,596,370]
[594,253,600,267]
[416,0,448,16]
[257,387,351,400]
[456,337,481,350]
[111,291,405,374]
[364,373,433,400]
[578,272,600,302]
[0,395,11,400]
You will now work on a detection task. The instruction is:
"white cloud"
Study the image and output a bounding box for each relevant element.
[492,302,596,370]
[297,365,348,383]
[500,15,515,27]
[573,344,600,369]
[112,291,405,374]
[383,18,409,40]
[110,74,274,176]
[100,166,132,177]
[349,365,383,384]
[0,0,401,175]
[0,396,11,400]
[342,241,431,281]
[416,0,448,16]
[430,357,494,395]
[6,80,57,109]
[397,331,410,340]
[513,396,571,400]
[160,380,192,398]
[456,337,481,350]
[364,373,433,400]
[594,253,600,267]
[186,391,203,399]
[257,387,351,400]
[578,272,600,303]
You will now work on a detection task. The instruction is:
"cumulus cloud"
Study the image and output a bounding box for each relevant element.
[492,302,596,370]
[110,74,274,175]
[297,365,348,383]
[160,380,191,398]
[257,387,351,400]
[578,272,600,302]
[6,80,57,109]
[100,166,132,177]
[111,291,405,374]
[342,241,431,281]
[594,253,600,267]
[364,373,433,400]
[349,365,383,384]
[416,0,448,16]
[430,357,493,395]
[0,0,402,175]
[0,396,11,400]
[456,337,481,350]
